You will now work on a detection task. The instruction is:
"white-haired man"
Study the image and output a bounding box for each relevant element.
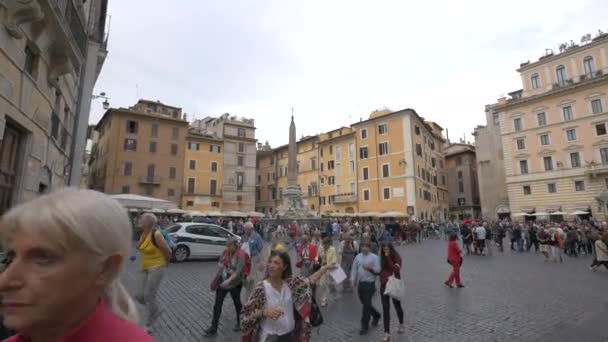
[242,221,264,300]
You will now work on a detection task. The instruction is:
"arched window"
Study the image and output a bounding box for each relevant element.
[556,65,567,86]
[531,73,540,89]
[584,56,595,78]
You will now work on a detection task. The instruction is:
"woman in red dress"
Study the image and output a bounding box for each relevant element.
[445,234,465,288]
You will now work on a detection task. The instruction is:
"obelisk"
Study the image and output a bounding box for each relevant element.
[287,115,297,186]
[278,112,306,217]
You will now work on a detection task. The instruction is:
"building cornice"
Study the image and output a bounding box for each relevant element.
[517,35,608,72]
[95,108,188,130]
[495,74,608,111]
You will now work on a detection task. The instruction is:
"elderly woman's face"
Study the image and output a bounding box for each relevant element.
[0,230,104,332]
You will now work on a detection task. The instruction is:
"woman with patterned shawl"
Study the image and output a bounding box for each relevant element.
[241,250,334,342]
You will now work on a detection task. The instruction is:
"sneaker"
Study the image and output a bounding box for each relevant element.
[397,324,405,334]
[203,327,217,336]
[444,281,453,288]
[590,266,597,272]
[382,333,391,341]
[457,284,465,288]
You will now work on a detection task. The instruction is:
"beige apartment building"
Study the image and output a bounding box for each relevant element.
[445,143,481,219]
[90,100,189,203]
[254,109,449,220]
[181,131,224,211]
[191,114,257,212]
[493,32,608,220]
[318,127,357,215]
[473,104,511,220]
[0,0,107,214]
[352,110,448,220]
[255,143,276,214]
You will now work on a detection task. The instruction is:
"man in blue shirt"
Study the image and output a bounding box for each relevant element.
[242,222,264,300]
[351,239,381,335]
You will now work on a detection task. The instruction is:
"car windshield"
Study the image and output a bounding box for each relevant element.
[166,225,182,233]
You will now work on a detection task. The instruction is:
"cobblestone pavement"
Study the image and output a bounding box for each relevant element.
[122,239,608,342]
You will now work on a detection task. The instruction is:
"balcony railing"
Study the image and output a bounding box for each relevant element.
[585,162,608,178]
[334,192,357,203]
[139,176,161,185]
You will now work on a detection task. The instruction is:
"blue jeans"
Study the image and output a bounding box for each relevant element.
[516,239,524,252]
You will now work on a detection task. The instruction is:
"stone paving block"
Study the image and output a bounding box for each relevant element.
[122,239,608,342]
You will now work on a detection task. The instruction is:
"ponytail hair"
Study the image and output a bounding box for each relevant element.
[105,280,140,324]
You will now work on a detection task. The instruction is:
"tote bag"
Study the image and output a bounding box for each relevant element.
[383,276,404,301]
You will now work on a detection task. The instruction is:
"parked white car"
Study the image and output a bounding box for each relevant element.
[166,222,241,262]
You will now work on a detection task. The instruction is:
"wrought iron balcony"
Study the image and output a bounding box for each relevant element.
[334,192,357,203]
[139,176,161,185]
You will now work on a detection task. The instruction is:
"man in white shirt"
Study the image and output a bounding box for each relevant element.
[475,225,487,255]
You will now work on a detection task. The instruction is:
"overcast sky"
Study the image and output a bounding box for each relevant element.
[91,0,608,146]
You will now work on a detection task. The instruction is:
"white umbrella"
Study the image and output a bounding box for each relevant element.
[531,212,550,216]
[247,211,265,218]
[360,212,381,217]
[188,211,207,217]
[206,211,223,217]
[569,210,590,215]
[549,211,567,215]
[145,208,166,214]
[109,194,176,210]
[166,208,187,214]
[512,212,530,217]
[379,211,408,218]
[224,211,247,218]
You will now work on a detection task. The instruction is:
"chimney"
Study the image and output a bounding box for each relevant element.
[257,142,262,150]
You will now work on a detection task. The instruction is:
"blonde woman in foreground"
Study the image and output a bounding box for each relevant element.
[0,189,153,341]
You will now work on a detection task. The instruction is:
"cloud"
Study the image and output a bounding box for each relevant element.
[92,0,608,146]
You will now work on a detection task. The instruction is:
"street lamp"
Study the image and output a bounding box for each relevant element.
[92,92,110,110]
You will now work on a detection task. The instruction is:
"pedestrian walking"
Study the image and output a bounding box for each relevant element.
[0,189,151,341]
[241,251,335,342]
[339,232,359,292]
[538,229,551,261]
[243,222,265,301]
[379,242,405,341]
[136,213,172,332]
[549,228,563,262]
[445,234,465,288]
[318,238,338,307]
[590,232,608,271]
[296,234,318,277]
[351,240,382,336]
[475,224,487,255]
[461,225,472,255]
[204,237,246,336]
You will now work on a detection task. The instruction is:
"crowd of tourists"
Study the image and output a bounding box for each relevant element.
[445,219,608,270]
[0,189,606,341]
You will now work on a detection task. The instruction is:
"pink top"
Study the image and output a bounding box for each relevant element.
[4,301,153,342]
